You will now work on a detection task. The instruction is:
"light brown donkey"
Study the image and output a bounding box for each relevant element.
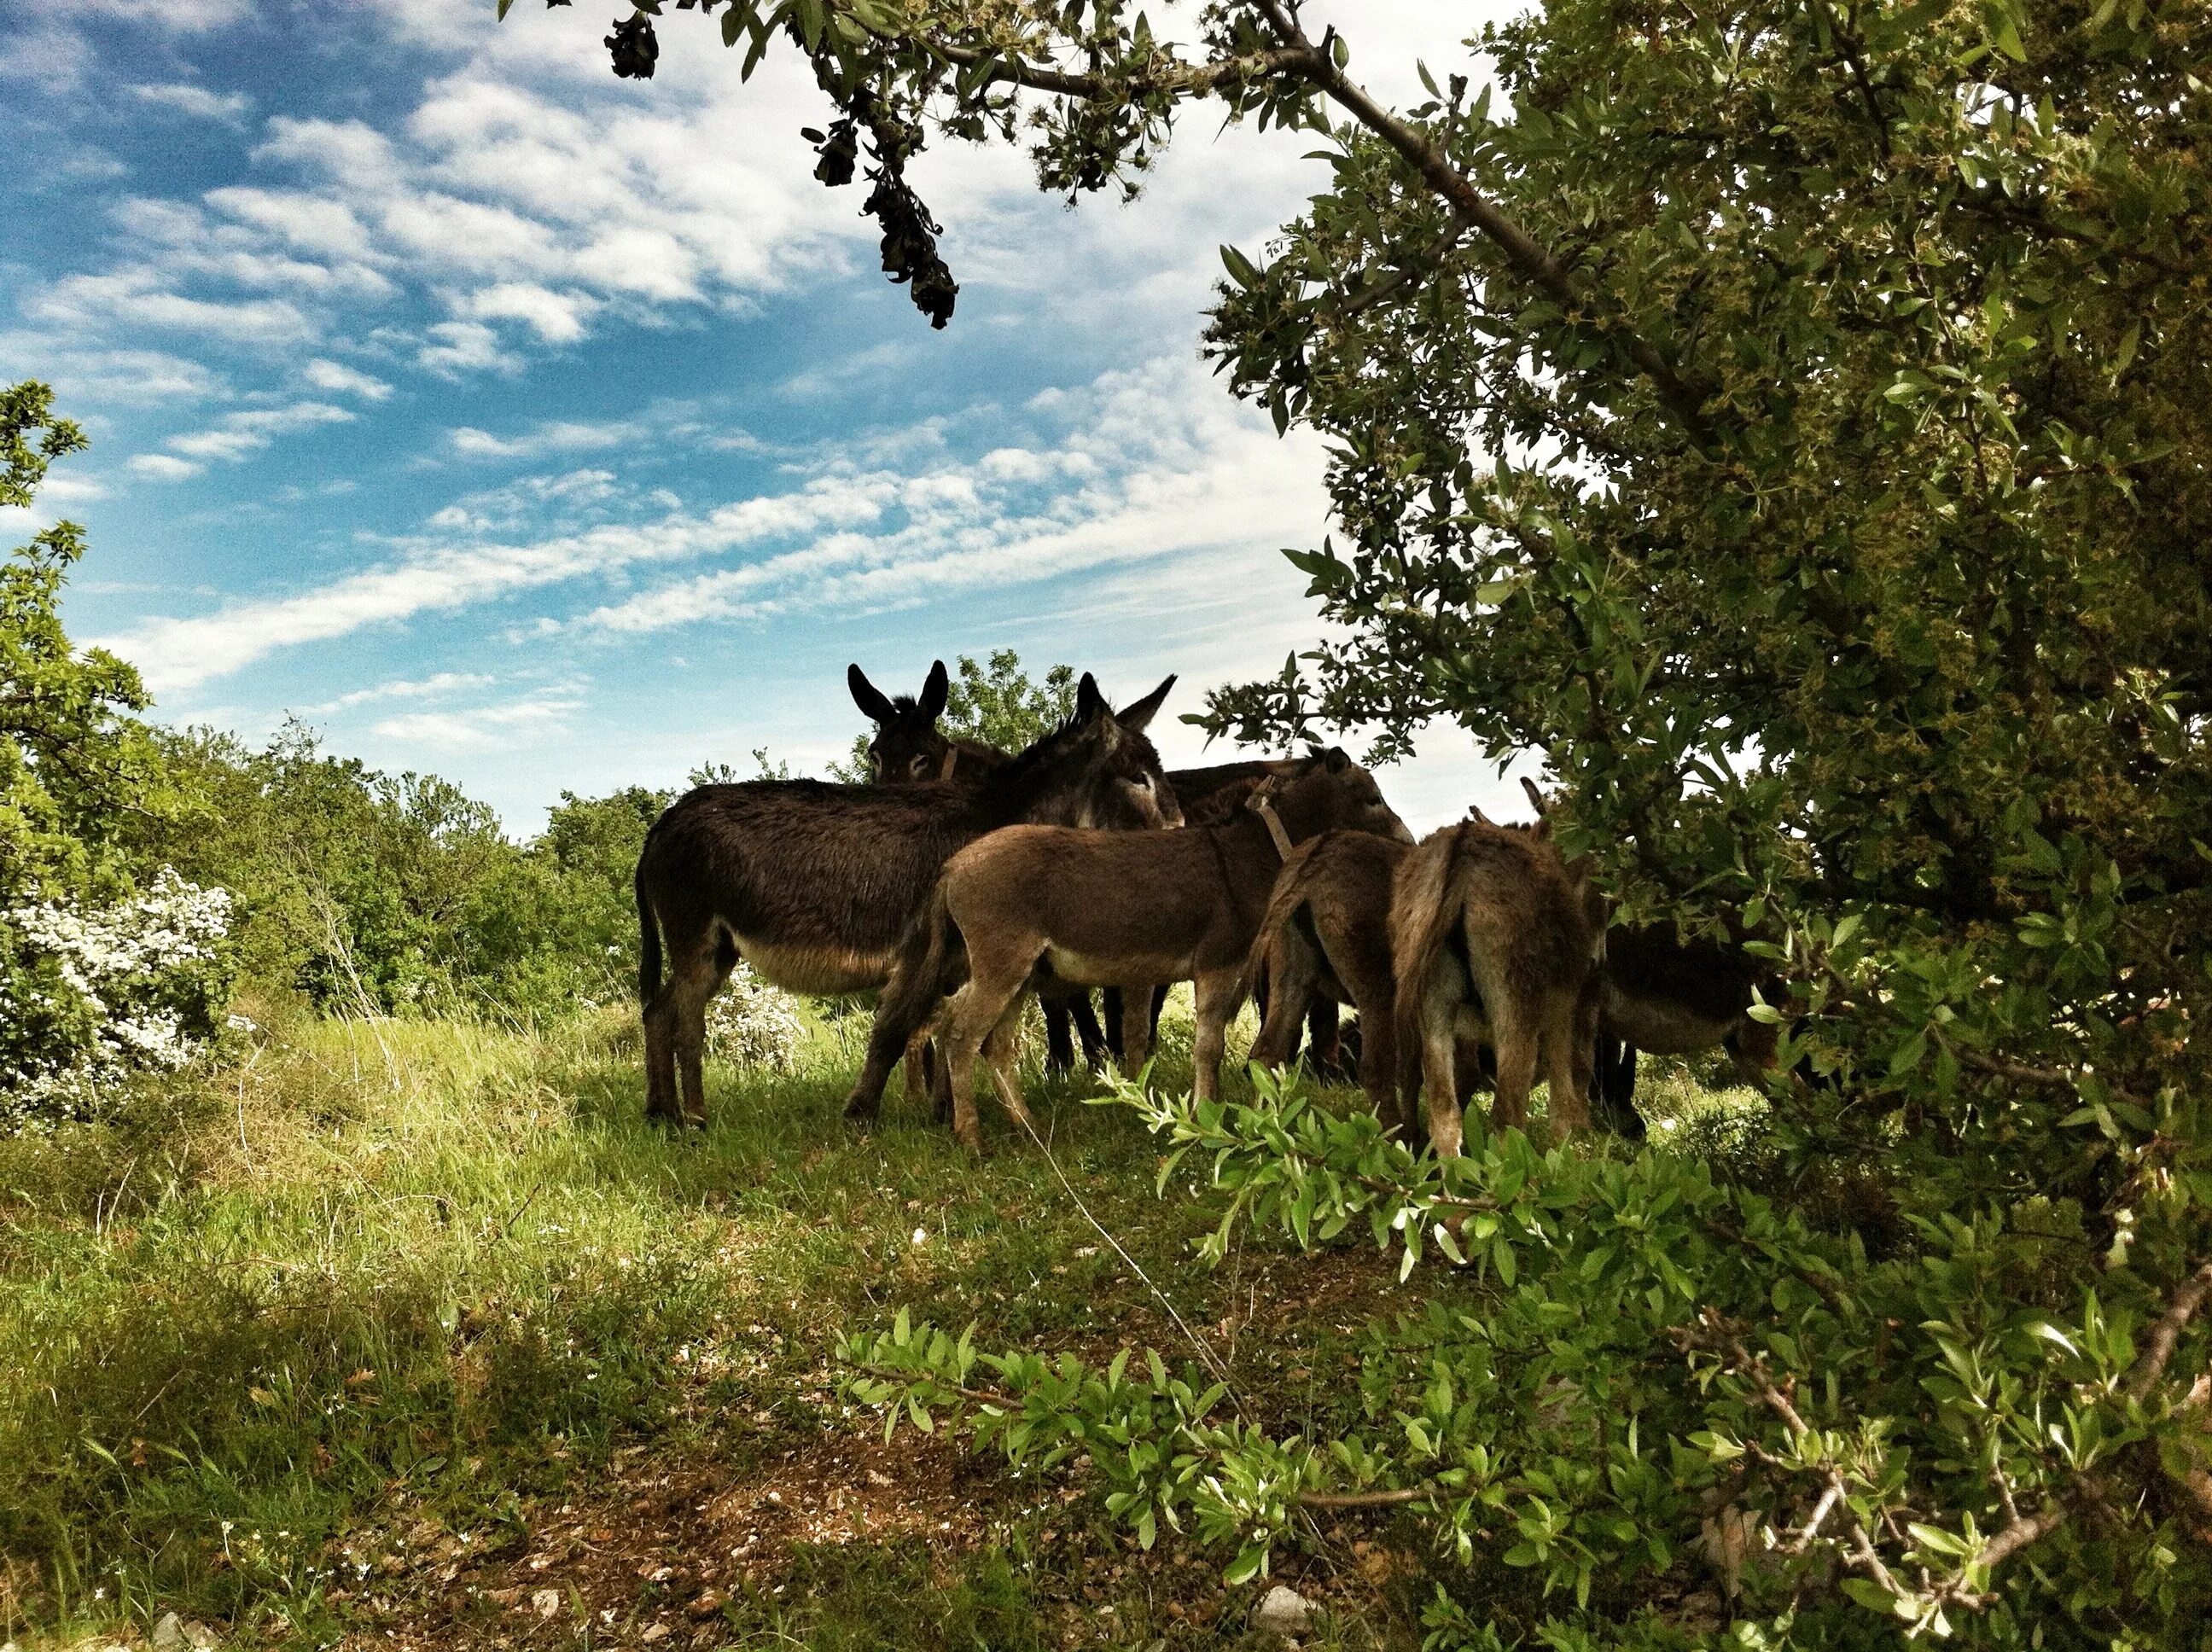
[1246,826,1410,1126]
[1390,813,1604,1155]
[863,750,1411,1152]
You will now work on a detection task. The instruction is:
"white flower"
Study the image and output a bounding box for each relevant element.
[3,868,236,1132]
[701,962,806,1073]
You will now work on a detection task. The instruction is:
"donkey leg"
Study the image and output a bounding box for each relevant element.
[1356,1003,1399,1131]
[1118,987,1155,1076]
[1306,998,1346,1081]
[901,1030,932,1111]
[1040,994,1077,1073]
[1150,984,1168,1044]
[642,983,681,1124]
[1486,998,1540,1137]
[935,986,997,1155]
[671,955,725,1129]
[1190,969,1245,1103]
[1249,928,1319,1071]
[940,951,1032,1154]
[1592,1039,1644,1138]
[1100,986,1125,1063]
[1069,992,1109,1070]
[1417,967,1466,1157]
[1545,994,1592,1134]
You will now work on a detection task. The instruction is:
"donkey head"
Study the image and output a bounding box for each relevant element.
[1000,672,1183,830]
[1268,747,1415,843]
[849,660,952,782]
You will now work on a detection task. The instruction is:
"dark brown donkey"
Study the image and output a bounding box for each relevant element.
[634,673,1179,1126]
[1591,925,1780,1137]
[851,751,1412,1151]
[848,659,1112,1073]
[847,659,1000,784]
[1391,814,1605,1155]
[1500,780,1779,1138]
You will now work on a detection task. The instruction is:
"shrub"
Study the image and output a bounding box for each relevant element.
[702,962,806,1073]
[1,869,236,1131]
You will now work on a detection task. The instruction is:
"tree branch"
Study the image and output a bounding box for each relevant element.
[1243,2,1717,447]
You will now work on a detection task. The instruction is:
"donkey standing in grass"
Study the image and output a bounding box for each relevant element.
[849,750,1410,1152]
[1591,926,1781,1137]
[1104,757,1355,1073]
[1246,823,1417,1127]
[1391,811,1605,1155]
[634,673,1179,1126]
[848,660,1111,1073]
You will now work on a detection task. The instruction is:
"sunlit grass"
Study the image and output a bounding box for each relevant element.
[0,1001,1754,1649]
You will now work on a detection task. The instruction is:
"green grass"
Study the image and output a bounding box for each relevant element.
[0,1001,1762,1650]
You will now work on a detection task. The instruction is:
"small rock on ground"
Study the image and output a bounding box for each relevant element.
[1253,1584,1313,1639]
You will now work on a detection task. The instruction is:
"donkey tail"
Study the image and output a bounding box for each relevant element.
[1244,837,1318,1003]
[1389,825,1470,1070]
[635,857,662,1007]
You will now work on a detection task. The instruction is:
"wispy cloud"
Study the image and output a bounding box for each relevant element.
[371,683,585,751]
[131,81,250,125]
[446,418,639,462]
[101,356,1321,694]
[128,454,204,481]
[302,358,393,400]
[165,400,354,464]
[306,671,497,713]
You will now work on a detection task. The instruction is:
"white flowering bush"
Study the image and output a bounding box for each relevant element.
[1,870,237,1132]
[701,962,805,1073]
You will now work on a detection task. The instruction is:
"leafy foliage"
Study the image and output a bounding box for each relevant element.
[846,1069,2212,1644]
[1,383,226,1128]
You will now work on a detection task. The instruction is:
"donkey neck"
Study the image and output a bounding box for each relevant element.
[1201,811,1295,908]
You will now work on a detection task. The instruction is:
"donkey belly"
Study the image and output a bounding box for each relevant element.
[1044,944,1192,989]
[732,934,891,996]
[1601,985,1735,1055]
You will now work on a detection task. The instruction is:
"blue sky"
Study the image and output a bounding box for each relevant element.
[1,0,1524,834]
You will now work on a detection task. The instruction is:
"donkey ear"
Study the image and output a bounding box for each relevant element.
[1323,745,1351,773]
[1464,804,1492,825]
[919,660,950,721]
[1117,674,1175,732]
[1075,672,1107,723]
[848,664,896,725]
[1519,776,1551,817]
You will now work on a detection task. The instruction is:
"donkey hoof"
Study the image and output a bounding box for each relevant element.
[842,1096,880,1127]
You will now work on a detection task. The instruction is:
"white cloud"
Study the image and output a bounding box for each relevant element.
[417,321,524,376]
[309,671,497,712]
[303,358,393,399]
[102,355,1319,695]
[165,400,354,464]
[457,282,597,343]
[131,82,250,125]
[371,684,584,751]
[447,419,637,461]
[31,274,314,345]
[129,454,204,480]
[0,334,226,406]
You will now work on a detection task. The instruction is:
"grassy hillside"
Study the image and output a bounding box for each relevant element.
[0,1001,1739,1651]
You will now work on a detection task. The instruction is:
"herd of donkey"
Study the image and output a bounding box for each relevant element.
[632,662,1777,1155]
